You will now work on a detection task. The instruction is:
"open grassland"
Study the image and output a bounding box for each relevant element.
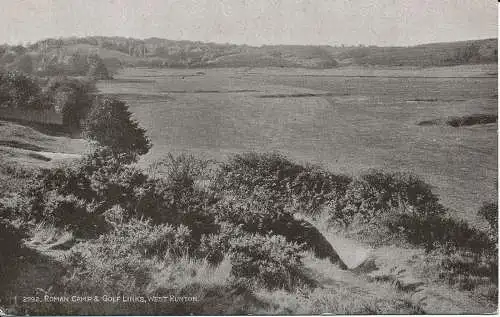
[97,65,497,224]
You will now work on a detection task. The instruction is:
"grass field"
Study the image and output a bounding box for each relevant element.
[96,65,497,224]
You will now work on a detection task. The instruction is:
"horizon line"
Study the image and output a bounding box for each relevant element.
[2,35,498,49]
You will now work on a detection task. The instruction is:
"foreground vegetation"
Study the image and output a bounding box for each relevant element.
[0,62,497,313]
[0,109,497,314]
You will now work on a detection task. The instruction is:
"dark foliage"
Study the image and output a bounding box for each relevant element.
[334,170,445,227]
[84,97,151,161]
[229,233,311,290]
[478,202,498,232]
[0,71,46,109]
[390,213,494,253]
[44,76,96,129]
[211,198,346,267]
[214,152,351,215]
[86,54,112,80]
[447,114,497,127]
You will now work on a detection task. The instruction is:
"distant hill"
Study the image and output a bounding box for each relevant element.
[0,37,497,73]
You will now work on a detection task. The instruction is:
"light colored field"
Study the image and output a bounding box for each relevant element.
[97,65,497,223]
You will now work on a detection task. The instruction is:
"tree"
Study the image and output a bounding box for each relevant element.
[0,71,44,109]
[84,97,151,162]
[45,76,95,129]
[86,54,111,80]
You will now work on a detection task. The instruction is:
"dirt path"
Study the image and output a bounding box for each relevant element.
[306,230,496,314]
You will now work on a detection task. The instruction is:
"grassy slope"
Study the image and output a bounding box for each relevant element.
[27,37,498,69]
[0,120,88,194]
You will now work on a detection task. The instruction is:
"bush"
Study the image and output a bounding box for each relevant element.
[214,152,351,215]
[332,170,444,227]
[19,148,220,243]
[84,97,151,161]
[104,218,193,258]
[210,197,345,267]
[196,222,239,265]
[36,191,107,237]
[229,233,309,290]
[478,202,498,232]
[63,218,193,295]
[149,153,215,186]
[389,213,494,253]
[15,148,151,235]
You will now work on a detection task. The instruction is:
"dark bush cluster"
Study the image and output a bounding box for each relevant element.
[210,198,346,267]
[214,152,351,215]
[326,169,496,254]
[63,218,191,295]
[335,170,444,227]
[229,233,310,290]
[84,97,152,161]
[0,71,46,109]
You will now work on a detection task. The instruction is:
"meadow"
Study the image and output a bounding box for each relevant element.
[97,65,498,225]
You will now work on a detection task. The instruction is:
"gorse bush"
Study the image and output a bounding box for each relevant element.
[478,202,498,232]
[229,233,310,290]
[211,197,346,267]
[14,148,150,236]
[214,152,351,215]
[392,213,495,253]
[149,153,215,186]
[63,218,187,295]
[335,170,444,227]
[100,218,193,258]
[16,149,219,242]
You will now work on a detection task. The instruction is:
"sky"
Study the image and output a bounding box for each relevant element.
[1,0,498,46]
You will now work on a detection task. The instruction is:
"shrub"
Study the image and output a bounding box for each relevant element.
[478,202,498,232]
[214,152,351,215]
[229,233,309,290]
[389,213,494,253]
[63,218,194,295]
[196,222,244,265]
[104,218,193,257]
[37,191,107,237]
[17,148,221,243]
[149,153,215,186]
[210,197,346,267]
[15,148,150,234]
[84,97,151,161]
[333,170,444,227]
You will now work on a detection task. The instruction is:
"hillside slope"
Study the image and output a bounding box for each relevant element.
[1,37,496,72]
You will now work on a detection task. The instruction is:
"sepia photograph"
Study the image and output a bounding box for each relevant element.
[0,0,497,315]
